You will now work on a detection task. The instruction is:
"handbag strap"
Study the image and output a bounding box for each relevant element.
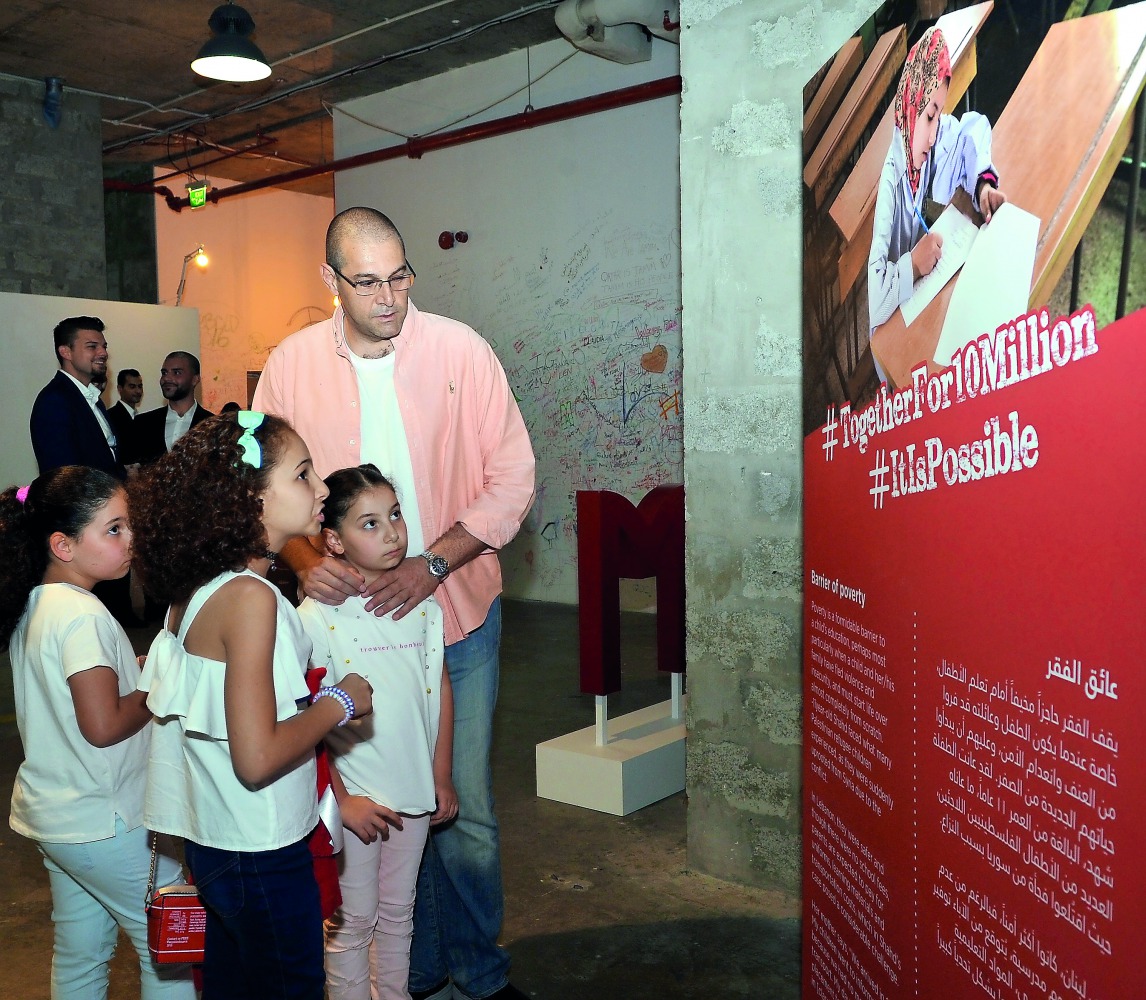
[145,831,159,906]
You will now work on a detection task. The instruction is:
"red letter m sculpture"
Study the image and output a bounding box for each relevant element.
[576,485,685,696]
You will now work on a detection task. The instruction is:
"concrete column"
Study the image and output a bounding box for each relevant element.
[0,77,106,298]
[680,0,877,895]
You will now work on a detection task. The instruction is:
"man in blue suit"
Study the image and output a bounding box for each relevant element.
[30,316,138,625]
[30,316,126,480]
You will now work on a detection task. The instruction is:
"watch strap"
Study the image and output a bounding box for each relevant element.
[422,550,449,580]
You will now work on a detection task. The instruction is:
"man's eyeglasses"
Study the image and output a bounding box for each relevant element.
[329,263,416,297]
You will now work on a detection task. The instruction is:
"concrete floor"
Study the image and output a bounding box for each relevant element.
[0,599,800,1000]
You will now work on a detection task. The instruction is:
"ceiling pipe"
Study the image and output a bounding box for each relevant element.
[103,177,185,212]
[146,74,681,211]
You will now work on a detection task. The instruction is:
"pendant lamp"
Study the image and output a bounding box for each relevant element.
[191,2,271,82]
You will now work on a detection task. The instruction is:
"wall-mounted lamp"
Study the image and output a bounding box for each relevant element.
[438,231,470,250]
[175,246,209,306]
[191,2,272,82]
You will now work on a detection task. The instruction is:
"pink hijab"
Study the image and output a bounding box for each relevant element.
[894,27,952,196]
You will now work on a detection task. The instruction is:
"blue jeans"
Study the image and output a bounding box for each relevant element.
[185,838,325,1000]
[409,598,510,1000]
[39,817,195,1000]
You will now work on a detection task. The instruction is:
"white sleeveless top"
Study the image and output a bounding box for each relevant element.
[138,570,318,851]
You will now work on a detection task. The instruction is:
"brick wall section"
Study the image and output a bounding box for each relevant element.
[0,77,106,297]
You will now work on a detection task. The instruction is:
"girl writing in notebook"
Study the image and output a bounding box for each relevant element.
[868,26,1008,378]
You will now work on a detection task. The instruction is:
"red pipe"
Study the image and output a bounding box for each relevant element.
[103,178,185,212]
[151,75,681,211]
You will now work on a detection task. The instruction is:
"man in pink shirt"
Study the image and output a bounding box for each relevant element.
[254,207,535,1000]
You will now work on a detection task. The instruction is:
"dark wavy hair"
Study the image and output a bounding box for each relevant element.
[129,412,293,605]
[322,464,397,534]
[0,467,122,650]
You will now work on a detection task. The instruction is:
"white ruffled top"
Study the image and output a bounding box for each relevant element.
[138,569,318,851]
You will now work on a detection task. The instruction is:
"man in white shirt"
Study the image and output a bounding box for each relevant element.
[106,368,142,450]
[131,352,214,465]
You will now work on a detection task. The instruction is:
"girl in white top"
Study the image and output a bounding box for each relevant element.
[2,466,193,1000]
[131,413,374,1000]
[297,464,456,1000]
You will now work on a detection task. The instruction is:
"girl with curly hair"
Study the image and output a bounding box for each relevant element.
[131,412,373,1000]
[297,465,457,1000]
[1,466,194,1000]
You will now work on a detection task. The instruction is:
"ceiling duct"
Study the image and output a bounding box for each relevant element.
[555,0,680,64]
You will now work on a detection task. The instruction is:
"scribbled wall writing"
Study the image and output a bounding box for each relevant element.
[430,214,683,604]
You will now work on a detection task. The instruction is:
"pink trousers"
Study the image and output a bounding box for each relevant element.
[324,814,431,1000]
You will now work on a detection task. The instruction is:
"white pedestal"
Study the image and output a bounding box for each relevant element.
[535,699,687,816]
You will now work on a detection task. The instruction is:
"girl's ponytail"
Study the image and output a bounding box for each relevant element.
[0,486,42,649]
[0,467,121,649]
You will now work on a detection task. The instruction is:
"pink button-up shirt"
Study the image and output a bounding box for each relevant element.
[254,301,536,644]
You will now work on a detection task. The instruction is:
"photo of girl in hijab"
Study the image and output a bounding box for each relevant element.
[867,26,1008,381]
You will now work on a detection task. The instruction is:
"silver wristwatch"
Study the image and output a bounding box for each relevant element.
[422,550,449,581]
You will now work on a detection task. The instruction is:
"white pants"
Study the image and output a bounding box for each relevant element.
[325,813,431,1000]
[38,817,196,1000]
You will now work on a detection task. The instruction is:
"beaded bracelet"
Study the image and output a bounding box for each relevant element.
[313,685,355,726]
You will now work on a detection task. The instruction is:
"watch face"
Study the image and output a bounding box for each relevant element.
[427,555,449,578]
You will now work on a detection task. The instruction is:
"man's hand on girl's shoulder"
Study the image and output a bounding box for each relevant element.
[300,555,366,606]
[362,557,439,620]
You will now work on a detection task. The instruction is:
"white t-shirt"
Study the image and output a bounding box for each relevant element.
[9,584,148,843]
[298,594,444,815]
[139,570,319,851]
[346,351,425,555]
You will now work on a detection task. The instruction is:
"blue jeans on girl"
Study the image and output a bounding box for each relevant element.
[185,837,324,1000]
[39,816,195,1000]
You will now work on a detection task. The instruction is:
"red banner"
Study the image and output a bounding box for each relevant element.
[802,304,1146,999]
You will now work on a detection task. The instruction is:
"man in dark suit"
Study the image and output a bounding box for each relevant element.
[132,351,214,465]
[29,316,139,625]
[106,368,143,457]
[30,317,126,479]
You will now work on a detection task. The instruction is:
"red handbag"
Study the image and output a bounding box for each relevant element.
[145,834,206,964]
